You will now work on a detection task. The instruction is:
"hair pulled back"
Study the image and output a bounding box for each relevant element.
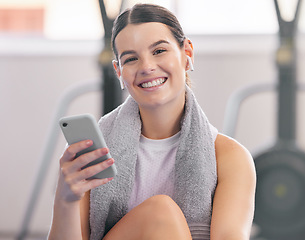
[111,4,186,60]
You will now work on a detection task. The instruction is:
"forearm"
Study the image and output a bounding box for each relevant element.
[48,199,83,240]
[48,140,114,240]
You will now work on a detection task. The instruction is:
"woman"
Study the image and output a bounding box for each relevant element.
[48,4,256,240]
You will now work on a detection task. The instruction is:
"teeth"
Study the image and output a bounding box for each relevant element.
[141,78,166,88]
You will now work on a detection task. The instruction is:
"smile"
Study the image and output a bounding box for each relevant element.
[140,78,167,88]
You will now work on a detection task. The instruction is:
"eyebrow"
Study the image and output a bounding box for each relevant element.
[149,40,170,49]
[119,50,136,60]
[119,40,170,60]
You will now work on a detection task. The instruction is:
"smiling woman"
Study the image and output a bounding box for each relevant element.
[113,23,190,140]
[47,3,256,240]
[112,22,189,115]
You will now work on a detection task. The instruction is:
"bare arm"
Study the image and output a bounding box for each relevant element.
[210,134,256,240]
[48,140,114,240]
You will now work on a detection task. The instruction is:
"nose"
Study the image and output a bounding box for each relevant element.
[139,57,156,75]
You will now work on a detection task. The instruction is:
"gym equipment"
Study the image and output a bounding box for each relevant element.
[98,0,123,114]
[15,1,124,239]
[223,0,305,239]
[254,1,305,239]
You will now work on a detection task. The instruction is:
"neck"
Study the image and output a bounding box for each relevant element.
[139,94,185,140]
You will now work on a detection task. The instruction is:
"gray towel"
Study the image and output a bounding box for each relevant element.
[90,85,217,239]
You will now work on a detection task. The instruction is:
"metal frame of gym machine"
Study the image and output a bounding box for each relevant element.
[223,1,305,239]
[15,1,125,239]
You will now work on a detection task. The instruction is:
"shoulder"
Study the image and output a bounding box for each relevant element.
[214,133,256,183]
[211,135,256,238]
[215,133,253,163]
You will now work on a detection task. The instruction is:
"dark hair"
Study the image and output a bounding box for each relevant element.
[111,4,186,60]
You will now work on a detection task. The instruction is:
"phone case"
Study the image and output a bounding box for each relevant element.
[59,114,117,179]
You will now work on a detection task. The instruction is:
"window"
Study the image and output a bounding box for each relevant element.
[44,0,173,40]
[0,0,44,35]
[177,0,278,34]
[1,0,305,40]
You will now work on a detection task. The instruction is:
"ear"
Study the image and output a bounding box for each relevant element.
[184,38,194,71]
[112,60,121,78]
[184,38,194,61]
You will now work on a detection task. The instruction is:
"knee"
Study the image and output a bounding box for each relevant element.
[143,195,176,208]
[138,195,191,239]
[141,195,184,221]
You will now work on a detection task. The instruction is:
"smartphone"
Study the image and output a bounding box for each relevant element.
[59,113,117,179]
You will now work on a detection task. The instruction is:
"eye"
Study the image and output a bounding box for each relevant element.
[123,57,138,65]
[153,48,166,55]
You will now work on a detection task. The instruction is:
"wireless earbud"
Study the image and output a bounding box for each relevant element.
[119,76,125,90]
[186,55,194,72]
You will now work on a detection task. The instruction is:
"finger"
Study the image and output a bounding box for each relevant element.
[60,147,109,179]
[60,140,93,165]
[78,177,114,194]
[68,147,110,173]
[66,158,114,184]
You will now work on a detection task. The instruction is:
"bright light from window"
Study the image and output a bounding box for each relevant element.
[43,0,173,40]
[104,0,122,19]
[1,0,305,39]
[0,0,44,8]
[277,0,299,22]
[44,0,104,40]
[178,0,279,35]
[120,0,173,13]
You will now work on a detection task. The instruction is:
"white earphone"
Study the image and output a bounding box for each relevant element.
[119,76,125,90]
[186,55,194,72]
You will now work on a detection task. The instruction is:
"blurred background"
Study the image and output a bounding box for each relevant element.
[1,0,305,239]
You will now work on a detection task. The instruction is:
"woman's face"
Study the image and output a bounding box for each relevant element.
[113,22,191,110]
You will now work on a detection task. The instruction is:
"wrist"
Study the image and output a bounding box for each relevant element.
[54,196,81,211]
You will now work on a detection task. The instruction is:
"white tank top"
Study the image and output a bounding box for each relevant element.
[128,124,218,211]
[128,124,218,239]
[128,131,180,211]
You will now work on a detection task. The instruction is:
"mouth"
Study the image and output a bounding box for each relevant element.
[139,77,167,88]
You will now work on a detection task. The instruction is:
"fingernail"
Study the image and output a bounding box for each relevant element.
[103,147,109,153]
[107,158,114,165]
[100,148,108,155]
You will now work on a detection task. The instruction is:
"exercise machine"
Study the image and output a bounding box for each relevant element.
[15,1,124,239]
[223,0,305,239]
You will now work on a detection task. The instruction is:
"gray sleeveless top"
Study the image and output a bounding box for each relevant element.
[89,85,217,239]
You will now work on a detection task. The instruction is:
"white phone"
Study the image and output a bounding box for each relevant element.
[59,113,117,179]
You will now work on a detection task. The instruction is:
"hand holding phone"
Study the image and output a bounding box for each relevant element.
[59,114,117,179]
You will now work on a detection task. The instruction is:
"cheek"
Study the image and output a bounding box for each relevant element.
[120,67,134,83]
[160,54,183,72]
[163,54,186,78]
